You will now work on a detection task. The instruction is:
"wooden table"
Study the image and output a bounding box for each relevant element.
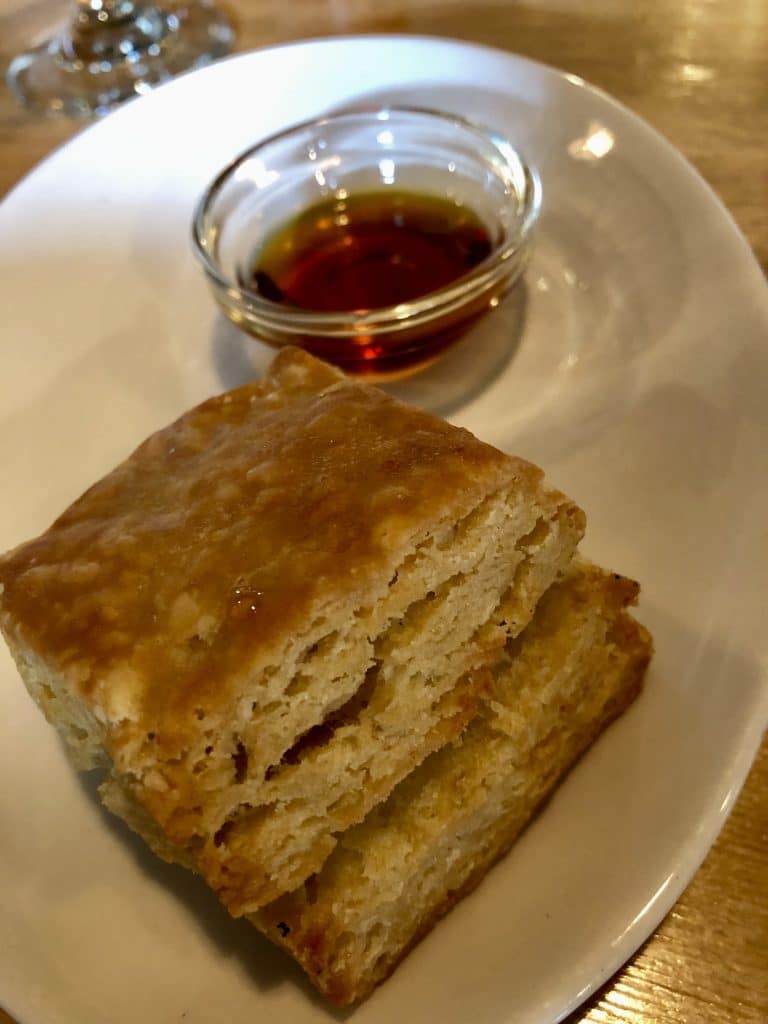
[0,2,765,1022]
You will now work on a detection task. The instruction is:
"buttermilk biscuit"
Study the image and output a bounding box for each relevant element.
[0,348,584,912]
[255,563,652,1005]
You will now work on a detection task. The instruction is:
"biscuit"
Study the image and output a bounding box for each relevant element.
[255,563,652,1005]
[0,348,584,911]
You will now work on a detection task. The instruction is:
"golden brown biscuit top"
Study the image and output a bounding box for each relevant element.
[0,348,538,739]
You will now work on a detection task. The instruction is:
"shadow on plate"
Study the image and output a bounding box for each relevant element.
[210,282,527,418]
[72,769,352,1020]
[380,281,527,417]
[211,315,275,391]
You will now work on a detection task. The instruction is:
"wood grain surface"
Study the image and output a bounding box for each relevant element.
[0,2,766,1022]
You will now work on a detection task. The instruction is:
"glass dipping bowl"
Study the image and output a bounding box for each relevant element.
[192,107,541,378]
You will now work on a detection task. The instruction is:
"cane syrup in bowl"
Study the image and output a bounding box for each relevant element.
[193,108,541,378]
[249,190,493,314]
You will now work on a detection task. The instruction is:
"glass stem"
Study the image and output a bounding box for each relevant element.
[63,0,173,65]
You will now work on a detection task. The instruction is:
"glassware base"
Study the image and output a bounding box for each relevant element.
[7,2,235,119]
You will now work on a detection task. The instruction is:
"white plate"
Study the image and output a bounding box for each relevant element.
[1,36,767,1024]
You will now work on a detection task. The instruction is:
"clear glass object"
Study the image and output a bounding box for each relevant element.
[7,0,234,118]
[193,108,541,379]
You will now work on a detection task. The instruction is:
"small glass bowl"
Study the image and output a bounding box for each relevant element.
[192,107,541,378]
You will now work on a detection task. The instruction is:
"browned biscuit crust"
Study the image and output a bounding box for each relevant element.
[0,347,584,909]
